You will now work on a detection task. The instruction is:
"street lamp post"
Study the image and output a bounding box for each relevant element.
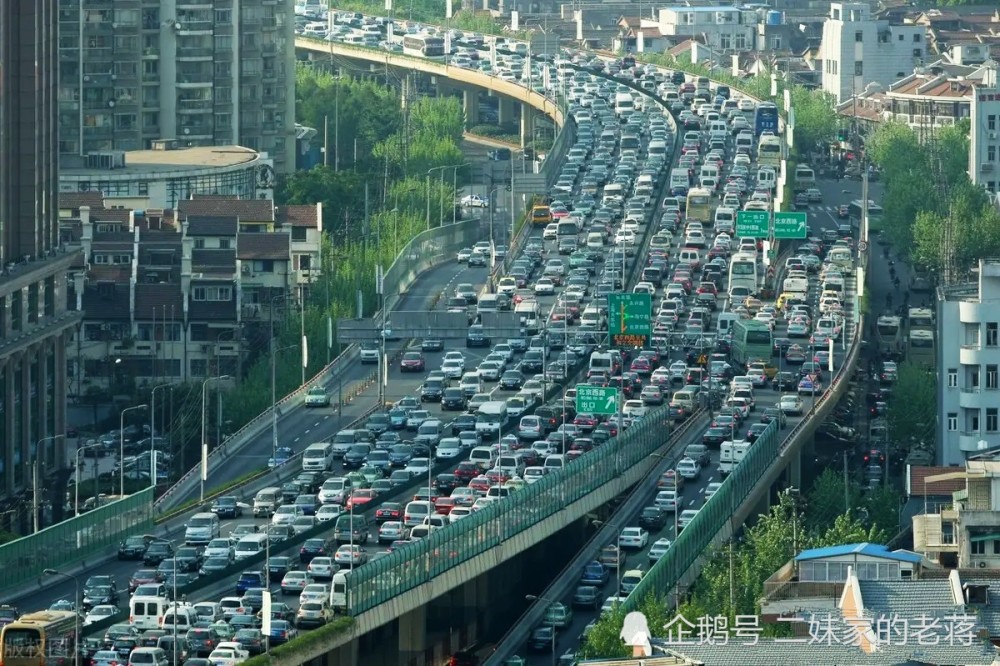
[32,435,65,532]
[271,345,297,469]
[150,384,172,488]
[425,164,467,230]
[120,405,148,496]
[75,442,103,516]
[201,376,230,503]
[43,569,80,666]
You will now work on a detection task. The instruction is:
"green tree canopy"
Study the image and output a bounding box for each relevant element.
[886,362,937,455]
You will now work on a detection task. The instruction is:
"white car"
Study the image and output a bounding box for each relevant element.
[461,194,489,208]
[450,507,472,521]
[405,457,431,476]
[291,515,316,535]
[435,438,463,460]
[315,504,343,522]
[204,538,233,560]
[618,527,650,550]
[654,490,679,511]
[505,397,530,419]
[676,457,700,480]
[84,604,118,626]
[307,556,336,579]
[622,400,647,420]
[534,278,556,295]
[648,538,672,564]
[299,583,329,604]
[678,509,700,531]
[208,642,250,666]
[271,504,303,526]
[779,394,804,415]
[281,571,310,595]
[443,351,466,367]
[478,361,503,381]
[456,247,473,262]
[441,359,464,379]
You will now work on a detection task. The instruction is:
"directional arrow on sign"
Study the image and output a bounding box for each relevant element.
[604,394,617,411]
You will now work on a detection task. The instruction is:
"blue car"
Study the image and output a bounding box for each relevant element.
[580,561,609,587]
[267,447,293,468]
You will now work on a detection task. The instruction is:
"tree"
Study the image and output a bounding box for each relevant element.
[579,602,629,659]
[936,120,971,189]
[886,362,936,456]
[861,485,903,539]
[815,512,885,547]
[805,469,858,532]
[276,167,368,241]
[789,87,837,153]
[912,209,948,271]
[638,592,671,639]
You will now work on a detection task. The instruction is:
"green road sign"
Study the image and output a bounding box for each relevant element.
[736,210,769,239]
[576,385,619,416]
[774,211,808,239]
[607,292,651,348]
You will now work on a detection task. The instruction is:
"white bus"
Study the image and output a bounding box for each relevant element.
[402,35,445,57]
[728,252,760,296]
[757,135,781,168]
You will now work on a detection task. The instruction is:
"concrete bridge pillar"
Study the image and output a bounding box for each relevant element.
[464,89,480,127]
[498,97,516,126]
[520,106,536,149]
[786,447,802,489]
[400,605,428,666]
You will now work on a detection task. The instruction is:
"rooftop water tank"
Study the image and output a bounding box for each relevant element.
[766,10,783,25]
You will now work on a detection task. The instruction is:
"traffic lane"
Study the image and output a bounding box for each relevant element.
[523,393,814,664]
[812,176,883,230]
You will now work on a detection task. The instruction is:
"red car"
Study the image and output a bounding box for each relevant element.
[468,476,492,493]
[696,281,718,296]
[454,461,479,482]
[485,469,510,485]
[630,357,652,375]
[434,497,457,515]
[129,569,161,593]
[399,352,425,372]
[345,488,378,510]
[574,414,599,430]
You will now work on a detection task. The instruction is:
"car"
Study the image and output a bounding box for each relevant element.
[143,541,174,566]
[306,557,336,580]
[296,600,334,629]
[529,625,556,652]
[572,585,601,610]
[779,394,804,415]
[208,642,250,665]
[798,377,822,395]
[704,482,723,501]
[638,506,667,531]
[400,352,425,372]
[461,194,489,208]
[676,457,700,480]
[772,371,798,391]
[117,535,150,560]
[618,527,649,550]
[84,604,118,626]
[678,509,700,530]
[805,188,822,203]
[541,602,574,629]
[304,386,330,407]
[268,446,294,468]
[334,544,368,568]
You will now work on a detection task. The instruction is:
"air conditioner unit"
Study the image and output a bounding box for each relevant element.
[241,264,251,274]
[983,163,995,172]
[990,132,999,140]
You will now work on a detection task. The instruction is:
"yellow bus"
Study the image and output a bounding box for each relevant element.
[685,187,712,223]
[0,611,77,666]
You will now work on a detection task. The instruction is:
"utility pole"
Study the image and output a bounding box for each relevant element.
[843,450,850,513]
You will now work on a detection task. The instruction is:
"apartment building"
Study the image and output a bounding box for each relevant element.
[819,2,928,104]
[57,0,296,174]
[0,0,83,505]
[938,259,1000,466]
[656,6,757,53]
[969,62,1000,197]
[59,195,322,393]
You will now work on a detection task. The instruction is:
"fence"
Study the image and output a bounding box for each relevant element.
[344,402,680,615]
[0,488,153,596]
[622,323,864,612]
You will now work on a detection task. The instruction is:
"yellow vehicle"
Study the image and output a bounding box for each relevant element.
[531,205,552,226]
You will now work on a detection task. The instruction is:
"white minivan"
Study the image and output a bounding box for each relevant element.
[130,595,169,630]
[184,512,220,545]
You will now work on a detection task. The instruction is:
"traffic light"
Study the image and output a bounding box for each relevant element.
[837,128,848,142]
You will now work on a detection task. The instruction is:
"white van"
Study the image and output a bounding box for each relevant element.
[714,207,735,231]
[795,165,816,188]
[828,247,852,268]
[234,534,268,560]
[415,419,444,447]
[253,487,281,517]
[670,168,690,195]
[403,500,434,527]
[602,183,625,205]
[543,454,566,473]
[700,164,719,182]
[161,604,199,633]
[757,168,776,190]
[331,572,349,612]
[460,372,482,397]
[497,453,526,478]
[301,441,333,472]
[589,349,622,374]
[469,446,497,471]
[184,513,220,545]
[130,595,169,630]
[475,401,509,438]
[716,312,740,336]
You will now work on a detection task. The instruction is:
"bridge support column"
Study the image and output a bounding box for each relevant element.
[520,106,536,149]
[787,446,802,489]
[324,636,358,665]
[464,90,480,127]
[498,97,515,125]
[399,605,428,666]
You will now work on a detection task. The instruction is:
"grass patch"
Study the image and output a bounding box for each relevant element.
[242,616,355,665]
[154,468,266,523]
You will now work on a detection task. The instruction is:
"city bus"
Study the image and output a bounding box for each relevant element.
[848,199,883,229]
[756,135,781,168]
[402,35,445,58]
[731,319,773,368]
[753,101,779,136]
[875,315,902,358]
[685,187,712,223]
[728,252,760,296]
[0,610,77,666]
[907,307,935,366]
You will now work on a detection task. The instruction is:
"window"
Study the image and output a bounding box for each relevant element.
[988,408,998,433]
[219,239,231,250]
[970,369,980,390]
[191,286,232,302]
[719,34,731,51]
[993,539,1000,555]
[988,322,998,347]
[990,115,997,131]
[253,260,274,273]
[215,9,232,23]
[966,323,980,347]
[913,48,922,58]
[898,33,904,41]
[194,238,205,249]
[948,369,958,388]
[989,365,998,390]
[855,31,863,42]
[970,412,980,433]
[855,62,863,76]
[973,539,986,556]
[913,33,922,43]
[990,146,998,163]
[947,413,958,431]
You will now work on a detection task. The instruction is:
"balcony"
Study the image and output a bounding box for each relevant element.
[177,74,213,88]
[177,48,214,59]
[177,99,213,112]
[760,580,842,617]
[961,345,984,364]
[177,20,213,35]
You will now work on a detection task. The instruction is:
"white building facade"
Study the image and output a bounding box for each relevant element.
[657,6,756,53]
[938,260,1000,466]
[969,62,1000,200]
[819,2,928,104]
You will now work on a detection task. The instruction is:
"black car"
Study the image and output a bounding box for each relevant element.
[387,444,413,467]
[118,535,150,560]
[365,414,390,435]
[450,414,476,435]
[441,388,467,411]
[82,585,118,611]
[143,542,174,566]
[746,422,770,443]
[528,625,556,651]
[185,628,219,657]
[772,371,798,391]
[434,474,461,494]
[702,426,728,448]
[295,471,324,493]
[343,444,370,469]
[299,538,331,564]
[420,338,444,352]
[466,324,490,348]
[572,585,601,610]
[210,495,242,519]
[499,371,524,391]
[760,407,787,428]
[267,556,295,581]
[420,380,445,402]
[173,547,203,573]
[234,629,265,656]
[638,506,667,531]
